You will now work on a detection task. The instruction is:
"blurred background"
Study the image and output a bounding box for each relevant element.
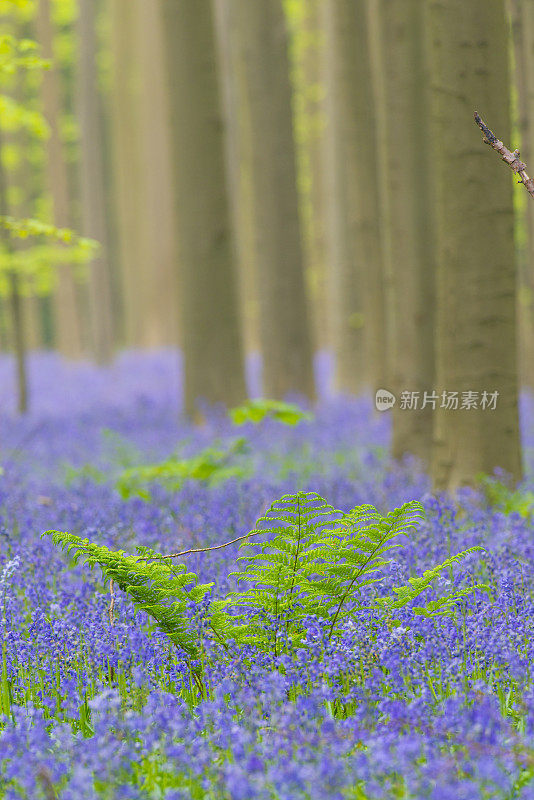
[0,0,532,490]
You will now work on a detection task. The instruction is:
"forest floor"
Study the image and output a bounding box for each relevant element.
[0,351,533,799]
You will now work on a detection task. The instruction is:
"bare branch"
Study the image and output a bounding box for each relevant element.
[135,530,265,563]
[474,111,534,198]
[108,579,115,626]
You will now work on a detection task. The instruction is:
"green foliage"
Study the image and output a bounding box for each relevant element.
[230,398,312,426]
[0,95,48,138]
[44,492,487,675]
[0,217,98,297]
[0,35,50,75]
[115,439,250,501]
[62,462,107,488]
[42,532,213,662]
[0,25,98,301]
[478,475,534,519]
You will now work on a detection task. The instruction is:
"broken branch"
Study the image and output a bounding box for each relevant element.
[474,111,534,198]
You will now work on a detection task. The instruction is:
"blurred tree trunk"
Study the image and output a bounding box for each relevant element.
[510,0,534,389]
[137,0,178,348]
[214,0,260,356]
[36,0,84,359]
[10,66,43,352]
[77,0,114,363]
[323,0,386,395]
[369,0,435,465]
[109,0,143,348]
[285,0,328,352]
[0,130,28,413]
[232,0,315,400]
[160,0,246,416]
[428,0,522,490]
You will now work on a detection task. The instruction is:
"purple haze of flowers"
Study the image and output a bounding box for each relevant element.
[0,350,533,798]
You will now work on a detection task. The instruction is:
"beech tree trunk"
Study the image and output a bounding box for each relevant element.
[370,0,435,465]
[428,0,522,490]
[137,0,178,348]
[286,0,328,351]
[77,0,114,362]
[36,0,84,359]
[232,0,315,401]
[0,129,28,413]
[214,0,260,355]
[160,0,246,416]
[509,0,534,389]
[323,0,387,395]
[109,0,144,348]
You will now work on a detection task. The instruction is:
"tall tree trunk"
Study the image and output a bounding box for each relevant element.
[214,0,260,356]
[509,0,534,389]
[428,0,522,490]
[109,0,144,348]
[36,0,84,359]
[285,0,328,352]
[323,0,387,395]
[323,0,364,395]
[160,0,246,416]
[137,0,178,348]
[76,0,115,363]
[233,0,315,400]
[0,132,28,413]
[370,0,435,465]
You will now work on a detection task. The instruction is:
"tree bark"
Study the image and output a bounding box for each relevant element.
[323,0,387,395]
[286,0,328,352]
[36,0,84,359]
[509,0,534,389]
[214,0,261,356]
[0,131,28,413]
[109,0,144,348]
[428,0,522,490]
[76,0,115,363]
[232,0,315,401]
[160,0,247,416]
[137,0,178,348]
[370,0,435,465]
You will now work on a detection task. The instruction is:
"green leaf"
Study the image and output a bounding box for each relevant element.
[230,398,313,426]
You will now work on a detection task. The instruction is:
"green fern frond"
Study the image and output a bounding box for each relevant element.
[42,530,214,659]
[115,438,250,500]
[375,546,487,613]
[43,492,489,668]
[229,398,312,426]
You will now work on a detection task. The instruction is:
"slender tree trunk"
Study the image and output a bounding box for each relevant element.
[323,0,387,395]
[36,0,84,359]
[160,0,247,416]
[232,0,315,401]
[76,0,115,363]
[0,133,27,413]
[370,0,435,465]
[428,0,522,490]
[214,0,261,356]
[509,0,534,389]
[109,0,144,349]
[137,0,178,348]
[323,0,364,394]
[286,0,328,352]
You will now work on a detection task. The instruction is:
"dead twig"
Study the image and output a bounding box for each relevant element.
[108,579,115,626]
[135,530,265,563]
[474,111,534,197]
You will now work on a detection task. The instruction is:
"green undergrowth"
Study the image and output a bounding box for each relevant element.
[44,491,488,695]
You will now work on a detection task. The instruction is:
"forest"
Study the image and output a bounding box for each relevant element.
[0,0,534,798]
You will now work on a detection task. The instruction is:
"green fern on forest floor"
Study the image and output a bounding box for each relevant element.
[115,438,250,500]
[43,491,488,684]
[229,398,312,426]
